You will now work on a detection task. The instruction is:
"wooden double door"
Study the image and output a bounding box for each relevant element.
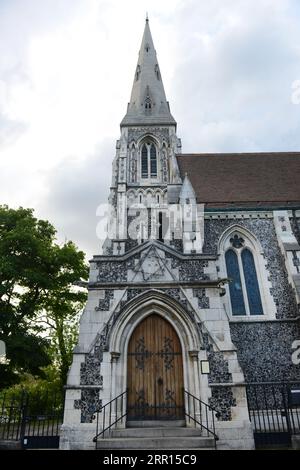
[127,314,184,420]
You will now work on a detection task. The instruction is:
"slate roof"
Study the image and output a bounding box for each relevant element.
[176,152,300,209]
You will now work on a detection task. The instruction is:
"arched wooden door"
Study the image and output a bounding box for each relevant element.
[127,314,184,420]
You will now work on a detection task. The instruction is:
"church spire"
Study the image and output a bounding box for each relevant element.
[121,18,176,127]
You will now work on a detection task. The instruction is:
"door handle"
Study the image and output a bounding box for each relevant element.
[158,377,163,386]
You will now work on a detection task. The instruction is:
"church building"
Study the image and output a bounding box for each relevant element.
[60,18,300,450]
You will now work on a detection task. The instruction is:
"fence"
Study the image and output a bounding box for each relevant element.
[246,382,300,448]
[0,390,63,449]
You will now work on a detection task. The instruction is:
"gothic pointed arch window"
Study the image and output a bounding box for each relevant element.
[241,248,263,315]
[145,98,152,110]
[140,141,158,179]
[150,144,157,177]
[225,249,246,316]
[141,144,148,178]
[161,143,168,182]
[144,85,153,115]
[224,232,264,316]
[144,96,152,115]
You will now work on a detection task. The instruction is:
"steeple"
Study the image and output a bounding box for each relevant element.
[121,17,176,127]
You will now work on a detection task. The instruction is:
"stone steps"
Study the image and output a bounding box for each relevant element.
[126,419,186,428]
[111,427,203,438]
[96,427,216,450]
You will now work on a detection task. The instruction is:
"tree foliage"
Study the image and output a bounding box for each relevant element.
[0,205,88,390]
[0,366,64,414]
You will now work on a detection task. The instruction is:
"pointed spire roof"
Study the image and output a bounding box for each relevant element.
[179,173,197,203]
[121,18,176,127]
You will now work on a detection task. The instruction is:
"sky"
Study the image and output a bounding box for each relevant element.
[1,0,300,259]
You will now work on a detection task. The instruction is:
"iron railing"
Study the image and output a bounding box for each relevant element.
[184,389,218,446]
[93,390,128,445]
[0,390,63,448]
[0,393,24,441]
[93,389,218,447]
[246,382,300,448]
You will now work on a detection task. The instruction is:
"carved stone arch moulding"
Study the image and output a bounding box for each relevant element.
[128,128,170,145]
[108,290,202,355]
[107,291,204,399]
[137,133,160,148]
[218,224,263,256]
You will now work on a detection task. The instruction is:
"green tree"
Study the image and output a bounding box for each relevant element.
[38,242,88,386]
[0,367,63,413]
[0,205,88,389]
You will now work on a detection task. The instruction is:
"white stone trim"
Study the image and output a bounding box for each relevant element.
[205,211,274,220]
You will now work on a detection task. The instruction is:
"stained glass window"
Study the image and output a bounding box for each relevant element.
[225,249,246,316]
[150,144,157,177]
[230,234,245,249]
[242,249,263,315]
[141,144,148,178]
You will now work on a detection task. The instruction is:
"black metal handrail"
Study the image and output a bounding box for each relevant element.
[93,390,128,445]
[93,389,218,447]
[184,389,218,446]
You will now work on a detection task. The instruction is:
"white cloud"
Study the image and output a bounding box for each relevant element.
[1,0,300,258]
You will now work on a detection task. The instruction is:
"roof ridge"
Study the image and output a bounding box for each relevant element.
[177,151,300,157]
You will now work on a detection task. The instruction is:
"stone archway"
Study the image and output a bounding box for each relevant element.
[108,290,205,408]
